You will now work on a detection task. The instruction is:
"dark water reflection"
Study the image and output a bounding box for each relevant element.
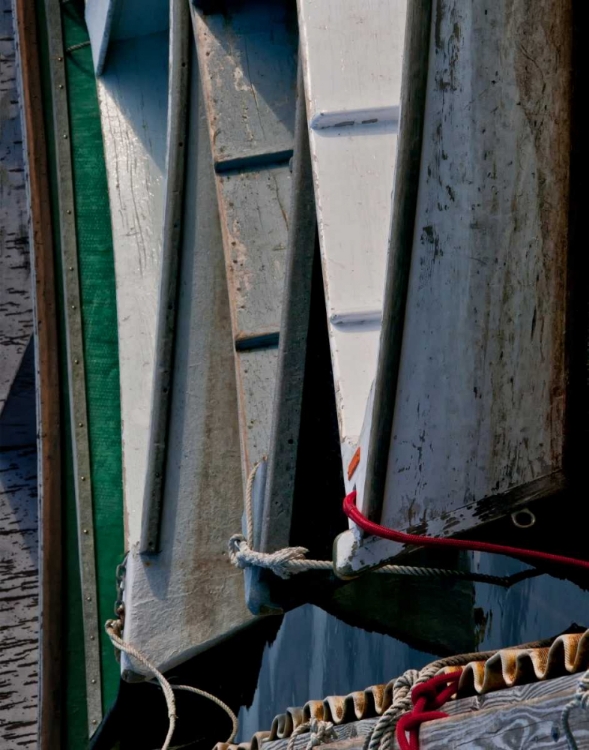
[238,554,588,741]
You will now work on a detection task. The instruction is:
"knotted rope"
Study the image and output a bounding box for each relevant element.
[228,461,540,587]
[287,718,337,750]
[562,668,589,750]
[365,650,505,750]
[395,671,462,750]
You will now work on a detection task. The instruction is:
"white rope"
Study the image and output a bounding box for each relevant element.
[229,462,536,586]
[287,719,337,750]
[562,668,589,750]
[229,534,331,579]
[106,620,238,749]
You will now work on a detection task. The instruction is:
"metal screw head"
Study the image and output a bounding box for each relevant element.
[57,56,63,62]
[74,358,79,364]
[83,529,89,535]
[71,305,76,310]
[78,422,83,427]
[80,476,86,481]
[90,634,95,640]
[59,84,64,89]
[86,596,92,602]
[91,679,97,685]
[66,209,72,214]
[92,720,97,725]
[63,133,68,139]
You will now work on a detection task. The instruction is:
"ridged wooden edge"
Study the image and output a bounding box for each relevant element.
[13,0,62,747]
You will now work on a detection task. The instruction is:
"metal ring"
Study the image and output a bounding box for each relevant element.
[511,508,536,529]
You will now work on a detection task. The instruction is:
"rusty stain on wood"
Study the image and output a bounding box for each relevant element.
[378,0,572,537]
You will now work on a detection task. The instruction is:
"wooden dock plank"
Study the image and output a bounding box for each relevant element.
[0,0,33,414]
[0,364,38,750]
[319,674,589,750]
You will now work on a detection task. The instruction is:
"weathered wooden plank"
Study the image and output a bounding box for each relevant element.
[338,0,572,573]
[0,0,33,415]
[217,166,291,335]
[318,674,589,750]
[193,0,297,482]
[120,47,254,677]
[195,1,296,167]
[0,428,38,750]
[362,0,433,521]
[297,0,406,464]
[422,676,589,749]
[12,0,62,743]
[141,0,190,554]
[383,0,571,532]
[96,30,168,548]
[261,60,317,555]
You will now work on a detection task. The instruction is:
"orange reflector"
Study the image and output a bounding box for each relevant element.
[347,447,361,480]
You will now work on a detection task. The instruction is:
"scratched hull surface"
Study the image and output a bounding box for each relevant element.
[119,43,254,678]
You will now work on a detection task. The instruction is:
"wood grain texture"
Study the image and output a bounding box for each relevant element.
[96,31,168,547]
[362,0,433,521]
[377,0,572,539]
[423,675,588,749]
[194,1,296,482]
[261,61,317,554]
[195,2,296,166]
[120,48,254,677]
[0,438,38,750]
[317,675,589,750]
[0,0,33,414]
[12,0,62,743]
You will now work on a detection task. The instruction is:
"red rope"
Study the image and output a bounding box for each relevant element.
[396,671,463,750]
[343,491,589,571]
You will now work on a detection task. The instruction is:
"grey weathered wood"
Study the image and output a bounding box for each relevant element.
[141,0,190,554]
[0,374,38,750]
[0,0,33,416]
[195,1,296,168]
[120,48,254,678]
[12,0,62,743]
[381,0,571,534]
[96,30,168,548]
[261,60,316,554]
[193,0,297,483]
[364,0,433,521]
[423,675,588,749]
[216,166,291,336]
[317,674,589,750]
[348,0,572,570]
